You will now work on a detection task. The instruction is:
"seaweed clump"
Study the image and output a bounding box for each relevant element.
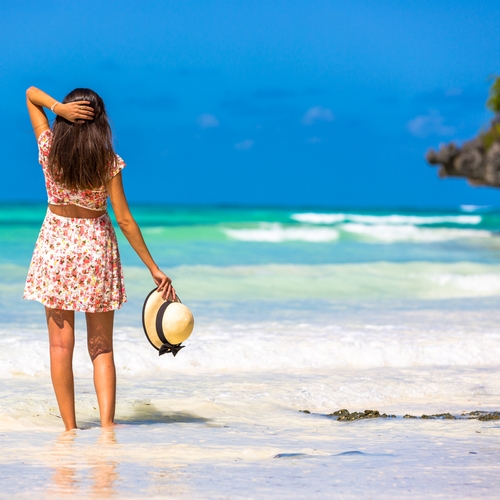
[300,409,500,421]
[328,409,396,421]
[463,411,500,421]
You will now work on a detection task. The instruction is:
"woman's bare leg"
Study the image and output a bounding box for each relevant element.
[45,307,77,431]
[86,311,116,427]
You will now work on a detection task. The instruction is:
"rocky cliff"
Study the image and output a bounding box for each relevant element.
[427,126,500,187]
[427,76,500,188]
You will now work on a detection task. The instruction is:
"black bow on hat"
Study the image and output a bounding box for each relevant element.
[159,340,185,357]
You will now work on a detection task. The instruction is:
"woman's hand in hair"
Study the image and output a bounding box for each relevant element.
[152,268,177,301]
[56,101,95,123]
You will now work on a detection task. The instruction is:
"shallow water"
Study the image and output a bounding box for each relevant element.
[2,204,500,498]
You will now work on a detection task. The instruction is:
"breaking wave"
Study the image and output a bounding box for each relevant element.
[222,224,339,242]
[340,223,490,242]
[222,222,489,243]
[291,212,482,225]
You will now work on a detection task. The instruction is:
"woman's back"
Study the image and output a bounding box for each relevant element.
[38,129,125,218]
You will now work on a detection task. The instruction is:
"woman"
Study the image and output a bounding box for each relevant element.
[24,86,175,431]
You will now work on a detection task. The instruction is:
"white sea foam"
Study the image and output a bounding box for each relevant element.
[223,222,488,243]
[340,223,490,242]
[347,214,482,225]
[2,314,500,380]
[222,223,339,242]
[460,204,492,212]
[291,212,482,225]
[290,213,346,224]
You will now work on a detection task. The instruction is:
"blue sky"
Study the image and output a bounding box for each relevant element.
[2,0,500,207]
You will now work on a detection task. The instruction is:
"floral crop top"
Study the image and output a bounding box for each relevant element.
[37,129,125,211]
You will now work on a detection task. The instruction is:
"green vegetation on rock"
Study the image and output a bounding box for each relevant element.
[487,76,500,115]
[481,122,500,151]
[481,77,500,150]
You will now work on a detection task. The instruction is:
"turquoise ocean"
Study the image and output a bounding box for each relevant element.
[2,203,500,498]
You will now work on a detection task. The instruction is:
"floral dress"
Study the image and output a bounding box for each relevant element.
[23,129,127,313]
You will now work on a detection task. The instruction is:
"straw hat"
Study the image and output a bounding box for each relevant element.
[142,289,194,356]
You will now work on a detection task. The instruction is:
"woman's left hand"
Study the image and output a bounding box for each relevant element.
[151,268,177,301]
[56,101,95,123]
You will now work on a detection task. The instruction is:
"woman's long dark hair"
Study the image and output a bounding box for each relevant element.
[48,88,116,190]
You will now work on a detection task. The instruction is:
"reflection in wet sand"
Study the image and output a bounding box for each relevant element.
[49,430,78,497]
[43,424,189,497]
[91,428,118,497]
[47,428,118,498]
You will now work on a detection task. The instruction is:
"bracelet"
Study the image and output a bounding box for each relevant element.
[50,101,60,112]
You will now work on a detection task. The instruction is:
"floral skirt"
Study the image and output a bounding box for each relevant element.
[23,209,127,313]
